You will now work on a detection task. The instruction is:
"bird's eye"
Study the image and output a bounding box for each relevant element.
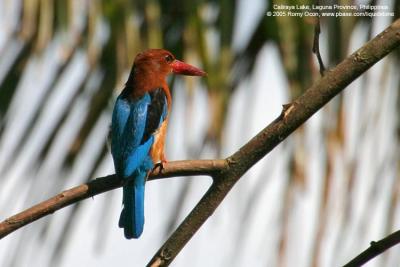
[164,54,174,63]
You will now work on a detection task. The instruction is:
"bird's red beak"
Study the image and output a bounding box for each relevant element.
[171,60,206,76]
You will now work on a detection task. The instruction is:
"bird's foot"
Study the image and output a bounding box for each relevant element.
[153,159,167,174]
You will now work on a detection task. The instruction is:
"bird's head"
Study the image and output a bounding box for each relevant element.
[126,49,206,97]
[133,49,206,77]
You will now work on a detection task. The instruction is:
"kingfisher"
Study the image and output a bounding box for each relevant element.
[111,49,206,239]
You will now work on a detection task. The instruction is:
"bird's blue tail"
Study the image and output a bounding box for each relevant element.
[118,170,146,239]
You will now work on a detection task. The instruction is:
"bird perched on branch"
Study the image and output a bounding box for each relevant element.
[111,49,206,239]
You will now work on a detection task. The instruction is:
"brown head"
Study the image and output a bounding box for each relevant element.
[126,49,206,97]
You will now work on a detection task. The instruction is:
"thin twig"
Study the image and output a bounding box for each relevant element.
[312,0,326,75]
[342,230,400,267]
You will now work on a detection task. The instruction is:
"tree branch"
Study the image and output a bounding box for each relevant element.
[342,229,400,267]
[0,159,226,239]
[147,19,400,266]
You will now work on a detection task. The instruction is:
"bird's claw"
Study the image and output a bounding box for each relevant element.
[153,160,167,174]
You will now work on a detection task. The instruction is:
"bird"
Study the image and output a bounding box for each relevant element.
[110,49,206,239]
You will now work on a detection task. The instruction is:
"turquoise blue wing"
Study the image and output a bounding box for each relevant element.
[110,89,167,239]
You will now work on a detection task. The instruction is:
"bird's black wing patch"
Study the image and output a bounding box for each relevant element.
[140,88,167,144]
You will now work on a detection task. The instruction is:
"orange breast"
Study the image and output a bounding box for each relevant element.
[150,119,168,163]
